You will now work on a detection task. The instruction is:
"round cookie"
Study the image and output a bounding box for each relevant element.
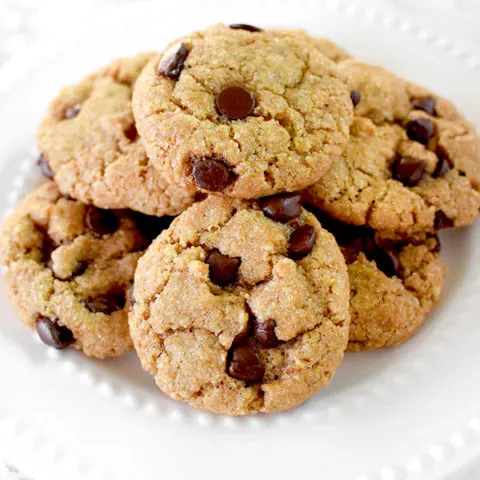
[37,54,196,216]
[306,61,480,238]
[132,24,353,199]
[130,194,350,415]
[309,208,446,351]
[270,29,351,63]
[0,181,168,359]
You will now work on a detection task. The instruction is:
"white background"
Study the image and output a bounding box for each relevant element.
[0,0,479,478]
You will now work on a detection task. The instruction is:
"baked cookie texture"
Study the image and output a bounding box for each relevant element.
[132,24,353,199]
[0,182,152,358]
[309,209,446,351]
[270,29,351,63]
[130,195,350,415]
[37,54,196,216]
[305,60,480,238]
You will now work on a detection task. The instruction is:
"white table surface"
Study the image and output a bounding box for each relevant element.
[0,0,478,478]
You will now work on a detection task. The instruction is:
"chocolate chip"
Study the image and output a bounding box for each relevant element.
[124,124,138,142]
[406,118,435,145]
[259,193,302,223]
[84,206,118,236]
[232,327,250,347]
[411,96,436,116]
[64,105,81,119]
[41,235,57,264]
[434,210,453,229]
[36,317,75,349]
[229,24,262,32]
[215,85,255,120]
[133,212,174,241]
[433,153,453,178]
[373,247,400,278]
[37,154,54,179]
[157,42,188,80]
[254,319,280,347]
[350,90,361,107]
[391,156,426,187]
[206,250,241,286]
[307,207,371,248]
[192,157,235,191]
[288,225,316,258]
[85,293,126,314]
[227,345,264,382]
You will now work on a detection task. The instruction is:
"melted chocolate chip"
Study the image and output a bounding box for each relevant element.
[229,24,262,32]
[133,212,174,241]
[406,118,435,145]
[350,90,361,107]
[192,157,235,191]
[232,327,251,347]
[124,124,138,142]
[227,345,265,382]
[40,235,57,264]
[206,250,241,285]
[411,96,436,116]
[254,319,280,347]
[84,206,118,236]
[216,85,255,120]
[36,317,75,349]
[259,193,302,223]
[157,42,188,80]
[85,293,126,314]
[391,156,426,187]
[434,210,453,229]
[288,225,316,258]
[37,154,54,179]
[372,247,401,278]
[433,152,453,178]
[64,105,81,119]
[307,207,371,248]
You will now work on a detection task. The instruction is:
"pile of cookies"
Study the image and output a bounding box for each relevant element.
[1,24,479,415]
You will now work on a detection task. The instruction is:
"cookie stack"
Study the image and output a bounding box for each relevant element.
[1,24,479,415]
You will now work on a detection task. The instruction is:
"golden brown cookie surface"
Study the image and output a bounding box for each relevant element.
[305,61,480,238]
[0,182,171,358]
[37,54,196,216]
[133,24,353,199]
[130,195,350,415]
[309,209,446,351]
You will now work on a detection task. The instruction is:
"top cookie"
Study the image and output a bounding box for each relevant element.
[37,54,196,216]
[305,60,480,238]
[129,194,350,415]
[132,24,353,199]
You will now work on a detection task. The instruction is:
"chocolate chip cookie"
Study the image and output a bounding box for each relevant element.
[305,74,480,238]
[37,54,196,216]
[129,194,350,415]
[308,208,446,351]
[132,24,353,199]
[0,181,168,358]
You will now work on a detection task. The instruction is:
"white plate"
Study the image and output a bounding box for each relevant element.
[1,1,480,479]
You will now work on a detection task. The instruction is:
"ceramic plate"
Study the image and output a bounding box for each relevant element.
[1,1,480,479]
